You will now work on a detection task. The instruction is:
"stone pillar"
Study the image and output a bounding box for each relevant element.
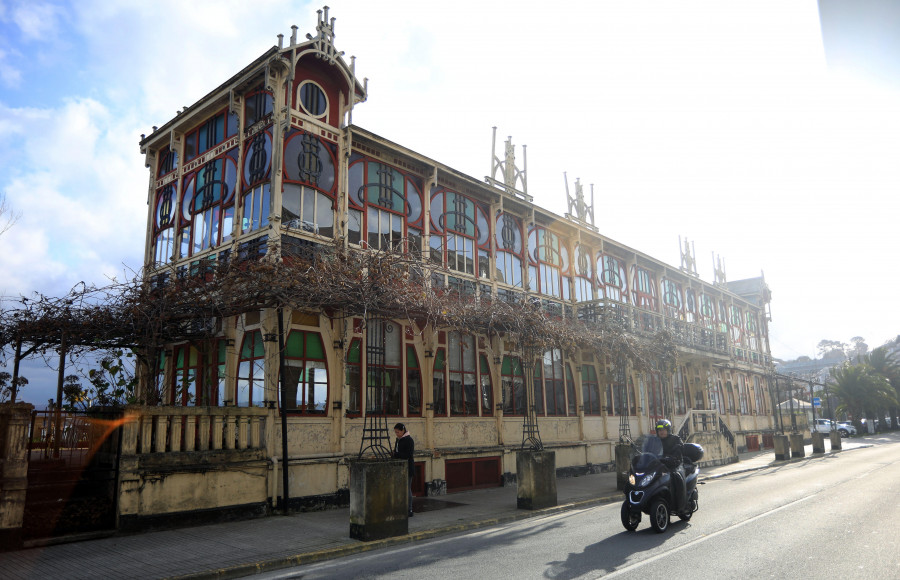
[773,434,791,461]
[811,432,825,454]
[615,443,632,491]
[516,450,557,510]
[349,459,408,541]
[0,403,33,551]
[789,433,805,458]
[829,430,842,451]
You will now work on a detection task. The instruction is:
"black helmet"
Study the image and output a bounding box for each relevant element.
[655,419,672,432]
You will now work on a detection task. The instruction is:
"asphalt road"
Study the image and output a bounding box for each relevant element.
[252,434,900,579]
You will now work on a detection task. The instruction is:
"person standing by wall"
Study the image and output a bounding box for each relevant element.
[393,423,414,517]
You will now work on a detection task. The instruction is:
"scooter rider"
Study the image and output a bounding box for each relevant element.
[655,418,686,512]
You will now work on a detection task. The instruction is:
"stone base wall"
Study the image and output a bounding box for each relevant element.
[118,448,270,527]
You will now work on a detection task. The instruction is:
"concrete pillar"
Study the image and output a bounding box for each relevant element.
[349,459,408,541]
[811,432,825,454]
[829,430,842,451]
[516,450,557,510]
[773,434,791,461]
[0,403,33,551]
[789,433,805,458]
[615,443,632,491]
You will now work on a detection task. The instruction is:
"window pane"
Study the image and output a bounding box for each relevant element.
[306,333,324,359]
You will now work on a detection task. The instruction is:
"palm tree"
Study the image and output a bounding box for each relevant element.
[827,362,897,432]
[867,346,900,430]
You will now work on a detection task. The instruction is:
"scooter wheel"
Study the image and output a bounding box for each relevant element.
[650,499,669,533]
[621,501,641,531]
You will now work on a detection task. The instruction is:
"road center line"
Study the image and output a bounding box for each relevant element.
[597,493,817,579]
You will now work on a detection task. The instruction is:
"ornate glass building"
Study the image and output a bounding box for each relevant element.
[138,7,775,508]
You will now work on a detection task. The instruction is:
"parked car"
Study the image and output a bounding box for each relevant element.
[811,419,855,437]
[811,418,835,434]
[836,421,857,437]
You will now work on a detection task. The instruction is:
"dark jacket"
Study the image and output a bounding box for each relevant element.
[394,433,415,477]
[660,433,683,463]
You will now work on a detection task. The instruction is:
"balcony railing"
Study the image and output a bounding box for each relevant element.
[574,300,761,359]
[122,406,272,455]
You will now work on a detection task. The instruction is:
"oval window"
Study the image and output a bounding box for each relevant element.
[298,81,327,117]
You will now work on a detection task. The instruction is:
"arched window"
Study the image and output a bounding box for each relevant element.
[365,319,403,416]
[528,227,565,298]
[699,294,716,330]
[172,344,200,406]
[598,254,628,304]
[479,354,493,416]
[573,244,593,302]
[184,110,238,162]
[347,154,424,254]
[661,279,683,319]
[347,329,422,418]
[753,376,767,415]
[237,330,266,407]
[280,330,328,414]
[432,348,447,415]
[180,152,237,257]
[737,374,750,415]
[430,188,491,279]
[718,300,729,334]
[244,88,273,127]
[153,184,176,265]
[495,213,524,288]
[747,312,759,351]
[725,381,736,414]
[407,346,422,416]
[346,338,362,415]
[582,365,601,415]
[708,375,724,414]
[646,371,665,418]
[631,266,658,311]
[685,289,697,323]
[241,129,271,235]
[157,146,178,178]
[627,376,637,415]
[282,130,337,238]
[539,348,568,416]
[445,332,479,416]
[674,366,687,414]
[501,355,525,415]
[566,364,577,415]
[730,306,744,346]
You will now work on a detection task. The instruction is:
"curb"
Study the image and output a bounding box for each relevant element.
[166,493,623,580]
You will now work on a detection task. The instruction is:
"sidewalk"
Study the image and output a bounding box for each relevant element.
[0,440,869,580]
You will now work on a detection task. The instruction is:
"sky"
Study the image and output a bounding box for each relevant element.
[1,0,899,405]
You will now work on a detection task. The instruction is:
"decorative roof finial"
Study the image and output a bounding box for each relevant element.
[679,236,698,277]
[713,252,727,287]
[305,6,344,64]
[486,127,530,201]
[564,173,595,228]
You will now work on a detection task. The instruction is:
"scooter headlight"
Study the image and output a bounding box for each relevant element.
[637,471,656,487]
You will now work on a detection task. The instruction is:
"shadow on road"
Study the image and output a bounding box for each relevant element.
[542,514,689,579]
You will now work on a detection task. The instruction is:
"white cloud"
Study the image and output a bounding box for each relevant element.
[0,48,21,87]
[11,0,62,41]
[0,97,146,298]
